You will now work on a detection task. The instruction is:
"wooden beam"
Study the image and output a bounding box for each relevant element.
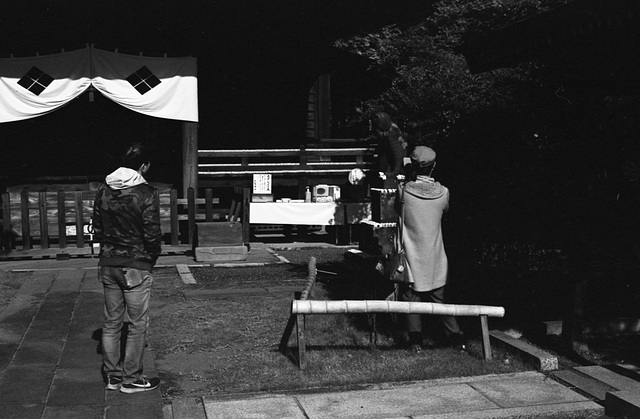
[182,121,198,199]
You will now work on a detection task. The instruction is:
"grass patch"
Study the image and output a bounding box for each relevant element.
[149,247,532,403]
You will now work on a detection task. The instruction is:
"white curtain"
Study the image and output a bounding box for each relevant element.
[0,46,198,123]
[0,48,91,122]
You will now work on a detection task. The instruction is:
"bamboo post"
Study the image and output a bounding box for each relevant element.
[57,190,66,248]
[295,257,318,369]
[20,191,31,250]
[38,191,48,249]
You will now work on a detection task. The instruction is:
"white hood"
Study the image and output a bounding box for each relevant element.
[105,167,147,190]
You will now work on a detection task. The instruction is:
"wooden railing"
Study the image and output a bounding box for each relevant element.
[198,143,376,190]
[0,186,247,254]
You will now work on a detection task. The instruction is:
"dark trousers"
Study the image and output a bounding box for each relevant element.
[399,285,461,344]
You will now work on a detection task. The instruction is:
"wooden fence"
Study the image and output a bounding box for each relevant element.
[0,186,248,254]
[198,143,376,193]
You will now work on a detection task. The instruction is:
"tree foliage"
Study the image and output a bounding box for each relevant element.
[333,0,568,145]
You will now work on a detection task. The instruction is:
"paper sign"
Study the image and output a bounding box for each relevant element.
[253,174,272,194]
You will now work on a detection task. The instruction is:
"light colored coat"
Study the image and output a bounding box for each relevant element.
[398,176,449,292]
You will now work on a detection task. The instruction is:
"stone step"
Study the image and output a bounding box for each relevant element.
[606,390,640,419]
[551,369,616,401]
[572,365,640,418]
[574,365,640,392]
[489,330,558,371]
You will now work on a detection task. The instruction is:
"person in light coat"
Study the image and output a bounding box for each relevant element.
[396,146,464,353]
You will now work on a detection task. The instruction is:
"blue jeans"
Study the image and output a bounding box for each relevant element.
[99,266,153,383]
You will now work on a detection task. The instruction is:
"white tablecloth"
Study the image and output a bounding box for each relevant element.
[249,202,342,225]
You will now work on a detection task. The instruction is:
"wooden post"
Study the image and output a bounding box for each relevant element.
[58,190,66,248]
[241,187,250,244]
[187,187,196,245]
[317,73,331,139]
[296,314,307,370]
[20,191,31,250]
[480,315,492,360]
[1,192,12,250]
[38,191,49,249]
[170,189,179,245]
[75,191,84,248]
[205,188,213,222]
[182,122,198,199]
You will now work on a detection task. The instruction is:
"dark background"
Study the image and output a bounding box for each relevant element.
[0,1,435,186]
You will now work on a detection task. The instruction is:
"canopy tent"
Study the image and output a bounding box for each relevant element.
[0,46,198,123]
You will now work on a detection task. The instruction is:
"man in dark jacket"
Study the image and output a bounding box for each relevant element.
[92,143,162,393]
[371,111,407,188]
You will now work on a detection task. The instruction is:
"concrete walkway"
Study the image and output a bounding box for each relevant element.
[0,244,617,419]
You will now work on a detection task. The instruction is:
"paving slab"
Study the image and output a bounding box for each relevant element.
[106,402,164,419]
[413,401,604,418]
[202,372,602,419]
[1,401,45,419]
[58,340,101,368]
[48,367,105,406]
[204,395,307,419]
[0,365,56,402]
[11,339,65,366]
[296,382,498,418]
[42,404,104,419]
[468,372,588,408]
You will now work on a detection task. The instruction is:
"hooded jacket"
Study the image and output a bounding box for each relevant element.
[397,175,449,292]
[92,167,162,271]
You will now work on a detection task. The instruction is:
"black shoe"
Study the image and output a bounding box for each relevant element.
[410,344,423,354]
[120,377,160,393]
[106,376,122,391]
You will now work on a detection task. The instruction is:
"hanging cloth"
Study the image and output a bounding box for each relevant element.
[91,48,198,122]
[0,47,91,123]
[0,46,198,123]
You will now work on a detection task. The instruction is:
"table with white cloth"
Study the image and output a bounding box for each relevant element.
[249,202,369,225]
[249,202,371,242]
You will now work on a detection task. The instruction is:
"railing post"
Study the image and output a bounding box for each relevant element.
[74,191,84,248]
[38,191,49,249]
[20,190,31,250]
[242,187,250,244]
[1,192,12,251]
[187,187,196,245]
[170,189,179,246]
[205,188,213,222]
[57,190,67,248]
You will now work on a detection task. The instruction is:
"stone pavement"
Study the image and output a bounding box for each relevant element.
[0,243,625,419]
